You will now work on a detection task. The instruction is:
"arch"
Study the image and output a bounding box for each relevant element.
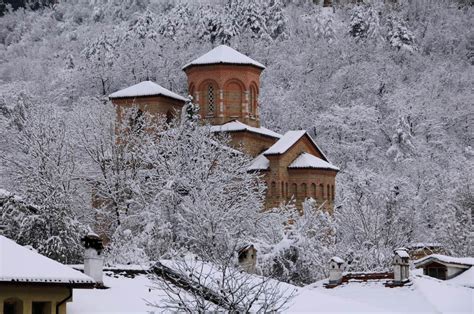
[249,82,259,116]
[311,183,317,198]
[327,184,330,201]
[291,183,297,198]
[301,183,307,199]
[331,185,335,201]
[4,297,23,314]
[224,79,245,116]
[188,83,196,99]
[198,80,219,116]
[319,184,325,199]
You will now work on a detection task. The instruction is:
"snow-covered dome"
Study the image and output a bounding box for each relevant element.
[182,45,265,70]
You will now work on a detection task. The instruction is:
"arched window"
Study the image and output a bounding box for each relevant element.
[320,184,324,199]
[331,185,335,201]
[207,84,215,115]
[225,80,244,116]
[291,183,297,198]
[286,182,289,198]
[281,182,284,198]
[301,183,307,199]
[327,184,330,200]
[249,85,258,116]
[311,183,317,198]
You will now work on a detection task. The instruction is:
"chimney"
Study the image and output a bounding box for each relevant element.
[82,231,104,284]
[329,256,345,285]
[393,248,410,284]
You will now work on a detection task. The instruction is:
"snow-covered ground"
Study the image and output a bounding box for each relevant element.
[68,266,473,313]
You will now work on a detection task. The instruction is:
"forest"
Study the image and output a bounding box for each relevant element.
[0,0,472,286]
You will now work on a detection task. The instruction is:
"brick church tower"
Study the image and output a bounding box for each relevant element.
[183,45,264,128]
[108,45,338,211]
[182,45,339,211]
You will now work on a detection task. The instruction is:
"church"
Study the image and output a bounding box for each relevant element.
[109,45,338,211]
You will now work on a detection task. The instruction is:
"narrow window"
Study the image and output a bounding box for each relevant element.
[327,184,330,200]
[312,183,317,198]
[320,184,324,199]
[207,84,215,114]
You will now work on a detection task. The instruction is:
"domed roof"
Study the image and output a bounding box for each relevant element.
[182,45,265,70]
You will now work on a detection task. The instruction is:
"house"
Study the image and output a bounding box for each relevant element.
[407,242,445,260]
[414,254,474,280]
[109,45,339,211]
[0,235,94,314]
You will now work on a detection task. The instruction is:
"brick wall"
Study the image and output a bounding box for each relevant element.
[184,64,263,127]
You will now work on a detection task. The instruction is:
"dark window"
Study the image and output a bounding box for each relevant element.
[32,302,51,314]
[4,298,23,314]
[426,266,447,280]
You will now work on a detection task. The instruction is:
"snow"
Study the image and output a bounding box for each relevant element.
[415,275,473,313]
[210,120,282,139]
[264,130,306,155]
[394,248,410,258]
[248,153,269,171]
[0,235,94,285]
[414,254,474,267]
[288,152,340,171]
[108,81,188,102]
[182,45,265,70]
[68,272,162,314]
[446,266,474,288]
[301,274,473,313]
[408,242,442,249]
[66,260,473,313]
[331,256,345,264]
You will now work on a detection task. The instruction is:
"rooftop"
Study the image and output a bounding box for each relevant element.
[248,153,270,171]
[210,120,282,139]
[414,254,474,268]
[0,236,94,287]
[182,45,265,70]
[288,153,339,171]
[108,81,188,102]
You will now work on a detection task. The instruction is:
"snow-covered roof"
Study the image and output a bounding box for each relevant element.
[108,81,188,102]
[394,249,410,258]
[288,153,339,171]
[183,45,265,70]
[301,272,473,313]
[248,154,270,171]
[331,257,345,264]
[264,130,306,155]
[414,254,474,268]
[0,236,94,286]
[210,120,282,139]
[264,130,330,162]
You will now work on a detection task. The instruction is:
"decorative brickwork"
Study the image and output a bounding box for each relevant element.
[184,64,262,127]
